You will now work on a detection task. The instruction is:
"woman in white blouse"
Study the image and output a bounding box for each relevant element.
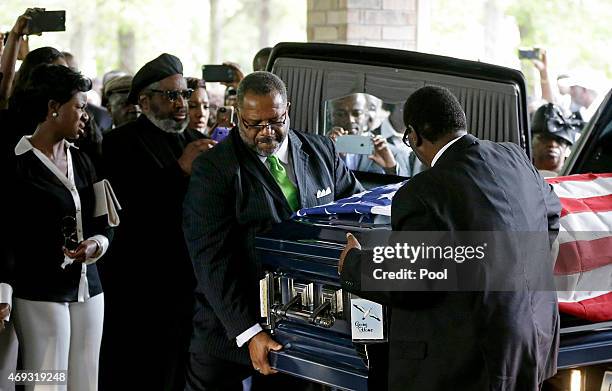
[1,64,115,391]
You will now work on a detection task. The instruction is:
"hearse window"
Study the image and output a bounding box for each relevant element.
[579,119,612,173]
[323,93,424,179]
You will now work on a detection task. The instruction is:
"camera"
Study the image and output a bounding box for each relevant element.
[28,9,66,34]
[518,48,541,60]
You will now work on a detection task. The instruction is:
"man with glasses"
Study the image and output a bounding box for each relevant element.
[101,53,212,390]
[183,71,363,390]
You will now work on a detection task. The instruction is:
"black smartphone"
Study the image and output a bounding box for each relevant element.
[518,48,541,60]
[202,65,236,83]
[29,10,66,34]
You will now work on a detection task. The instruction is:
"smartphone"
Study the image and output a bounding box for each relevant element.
[202,65,236,83]
[210,127,230,142]
[29,10,66,34]
[216,106,235,127]
[518,48,541,60]
[336,135,374,155]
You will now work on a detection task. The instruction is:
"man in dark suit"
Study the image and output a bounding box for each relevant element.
[100,53,215,390]
[339,85,561,390]
[183,71,363,390]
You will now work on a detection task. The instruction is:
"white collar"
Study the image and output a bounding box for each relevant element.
[259,135,290,164]
[431,135,465,167]
[15,135,78,156]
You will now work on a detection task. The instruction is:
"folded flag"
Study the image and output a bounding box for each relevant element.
[295,181,407,217]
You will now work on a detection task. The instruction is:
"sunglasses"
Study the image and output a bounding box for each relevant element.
[149,88,194,102]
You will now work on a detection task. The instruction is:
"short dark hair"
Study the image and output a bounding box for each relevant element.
[15,64,92,125]
[185,77,206,90]
[252,47,273,71]
[403,85,467,143]
[12,47,65,98]
[236,71,287,108]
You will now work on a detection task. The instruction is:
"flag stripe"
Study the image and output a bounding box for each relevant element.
[559,194,612,217]
[559,292,612,322]
[549,176,612,199]
[557,210,612,234]
[554,236,612,274]
[555,262,612,301]
[546,173,612,184]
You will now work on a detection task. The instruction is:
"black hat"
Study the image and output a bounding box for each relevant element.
[127,53,183,104]
[531,103,582,145]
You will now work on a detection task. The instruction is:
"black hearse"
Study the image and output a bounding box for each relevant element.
[254,42,612,390]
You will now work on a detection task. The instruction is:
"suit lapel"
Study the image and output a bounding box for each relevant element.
[231,128,292,212]
[288,131,312,208]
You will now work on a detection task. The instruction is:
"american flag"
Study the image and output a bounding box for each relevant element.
[296,173,612,322]
[548,173,612,322]
[295,181,406,217]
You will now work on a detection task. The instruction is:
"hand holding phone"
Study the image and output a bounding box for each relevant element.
[518,48,541,60]
[210,127,230,142]
[27,9,66,34]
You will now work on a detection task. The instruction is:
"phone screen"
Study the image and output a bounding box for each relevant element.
[202,65,235,83]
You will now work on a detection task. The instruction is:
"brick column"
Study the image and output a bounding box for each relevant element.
[307,0,420,51]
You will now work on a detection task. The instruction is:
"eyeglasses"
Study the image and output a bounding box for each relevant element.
[402,125,415,147]
[240,111,287,132]
[61,216,79,251]
[148,88,194,102]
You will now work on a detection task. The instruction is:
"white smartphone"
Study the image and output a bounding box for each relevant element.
[336,135,374,155]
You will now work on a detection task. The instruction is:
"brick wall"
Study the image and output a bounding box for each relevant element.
[307,0,419,50]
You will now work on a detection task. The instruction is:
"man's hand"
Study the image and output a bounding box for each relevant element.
[530,48,548,74]
[369,135,397,170]
[327,126,347,142]
[338,232,361,274]
[248,331,282,376]
[178,139,217,175]
[63,239,99,262]
[0,303,11,333]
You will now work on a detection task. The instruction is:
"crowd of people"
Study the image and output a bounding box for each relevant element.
[0,8,605,391]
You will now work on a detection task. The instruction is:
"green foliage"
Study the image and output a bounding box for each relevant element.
[507,0,612,77]
[1,0,306,79]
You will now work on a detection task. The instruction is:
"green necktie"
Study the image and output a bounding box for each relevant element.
[267,155,299,211]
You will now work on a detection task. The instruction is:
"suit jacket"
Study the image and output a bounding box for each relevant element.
[341,134,561,391]
[183,128,363,364]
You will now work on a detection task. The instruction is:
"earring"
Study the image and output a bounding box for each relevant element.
[52,112,58,118]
